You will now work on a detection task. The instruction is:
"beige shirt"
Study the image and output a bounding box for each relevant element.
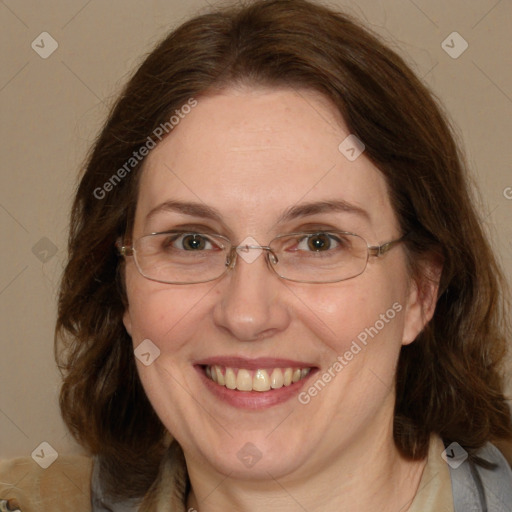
[0,435,455,511]
[408,435,454,512]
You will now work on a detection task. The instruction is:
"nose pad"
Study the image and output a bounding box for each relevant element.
[225,247,238,270]
[268,251,278,265]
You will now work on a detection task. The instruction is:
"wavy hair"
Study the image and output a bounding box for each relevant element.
[55,0,512,500]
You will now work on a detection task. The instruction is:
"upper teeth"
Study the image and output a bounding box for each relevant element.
[205,365,311,392]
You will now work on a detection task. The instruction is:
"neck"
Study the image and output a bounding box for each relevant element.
[185,420,427,512]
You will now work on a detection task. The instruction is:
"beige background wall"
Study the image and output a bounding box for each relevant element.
[1,0,511,459]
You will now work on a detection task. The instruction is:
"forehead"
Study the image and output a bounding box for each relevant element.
[134,87,397,236]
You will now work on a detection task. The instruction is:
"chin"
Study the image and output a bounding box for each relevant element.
[201,439,310,481]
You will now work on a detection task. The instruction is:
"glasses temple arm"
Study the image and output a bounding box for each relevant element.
[115,238,134,257]
[368,234,409,258]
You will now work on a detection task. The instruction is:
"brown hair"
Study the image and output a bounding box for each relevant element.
[55,0,512,500]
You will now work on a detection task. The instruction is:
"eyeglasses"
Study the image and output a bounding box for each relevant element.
[117,230,406,285]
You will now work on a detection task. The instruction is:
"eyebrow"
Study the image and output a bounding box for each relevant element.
[276,199,371,224]
[145,198,370,225]
[146,200,223,223]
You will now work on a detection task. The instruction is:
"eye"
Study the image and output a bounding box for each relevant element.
[164,233,217,251]
[296,233,343,252]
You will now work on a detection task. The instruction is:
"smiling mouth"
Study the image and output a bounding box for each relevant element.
[204,365,312,392]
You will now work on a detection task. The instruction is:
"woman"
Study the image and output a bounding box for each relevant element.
[1,0,511,510]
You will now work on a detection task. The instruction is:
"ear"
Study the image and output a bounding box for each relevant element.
[402,259,443,346]
[119,262,133,336]
[123,308,133,336]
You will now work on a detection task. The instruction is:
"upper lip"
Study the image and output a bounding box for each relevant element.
[194,356,317,369]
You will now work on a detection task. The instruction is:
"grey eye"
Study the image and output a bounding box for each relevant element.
[163,233,215,251]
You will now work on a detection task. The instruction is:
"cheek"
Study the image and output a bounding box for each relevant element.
[296,277,409,417]
[294,272,407,358]
[124,266,216,349]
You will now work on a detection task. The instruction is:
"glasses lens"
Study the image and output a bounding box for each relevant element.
[269,232,369,283]
[133,232,229,284]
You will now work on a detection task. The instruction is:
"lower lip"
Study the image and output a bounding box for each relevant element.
[195,366,316,410]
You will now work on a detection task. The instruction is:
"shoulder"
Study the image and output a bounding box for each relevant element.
[448,441,512,512]
[475,443,512,506]
[0,455,92,512]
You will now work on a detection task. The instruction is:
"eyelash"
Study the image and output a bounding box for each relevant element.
[148,221,359,244]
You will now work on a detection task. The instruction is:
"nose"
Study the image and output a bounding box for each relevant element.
[212,246,291,342]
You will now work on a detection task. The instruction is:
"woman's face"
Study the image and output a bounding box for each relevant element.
[123,87,429,480]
